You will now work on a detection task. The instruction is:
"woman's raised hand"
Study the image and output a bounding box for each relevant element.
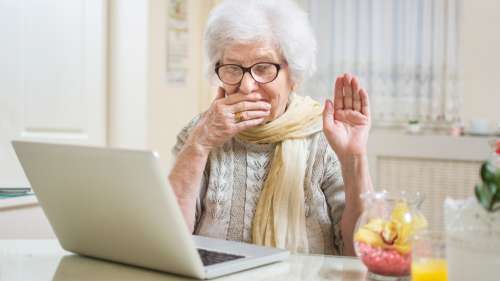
[188,87,271,153]
[322,73,371,161]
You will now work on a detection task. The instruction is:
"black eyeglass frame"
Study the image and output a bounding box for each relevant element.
[215,62,282,85]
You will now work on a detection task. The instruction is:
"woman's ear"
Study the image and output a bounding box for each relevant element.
[287,73,298,92]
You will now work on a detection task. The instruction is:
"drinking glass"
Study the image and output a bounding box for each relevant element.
[411,231,448,281]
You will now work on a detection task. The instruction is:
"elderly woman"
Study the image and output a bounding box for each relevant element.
[169,0,372,255]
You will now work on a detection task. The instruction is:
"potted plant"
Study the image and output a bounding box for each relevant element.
[444,139,500,281]
[475,142,500,211]
[406,119,421,134]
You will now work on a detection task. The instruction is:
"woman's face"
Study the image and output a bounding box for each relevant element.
[220,41,294,122]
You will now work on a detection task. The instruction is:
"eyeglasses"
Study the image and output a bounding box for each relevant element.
[215,62,282,85]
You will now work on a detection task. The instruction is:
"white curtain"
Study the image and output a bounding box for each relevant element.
[300,0,462,127]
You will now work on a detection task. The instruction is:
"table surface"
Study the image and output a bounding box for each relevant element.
[0,240,371,281]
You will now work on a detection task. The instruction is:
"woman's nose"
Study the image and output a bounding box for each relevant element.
[239,72,258,94]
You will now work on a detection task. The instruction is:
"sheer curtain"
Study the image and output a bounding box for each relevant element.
[299,0,462,127]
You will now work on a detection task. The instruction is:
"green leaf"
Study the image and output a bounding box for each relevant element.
[495,188,500,201]
[475,184,494,212]
[477,160,500,212]
[481,162,497,183]
[487,182,498,195]
[488,183,500,211]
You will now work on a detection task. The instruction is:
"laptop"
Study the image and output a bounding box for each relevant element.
[12,141,289,279]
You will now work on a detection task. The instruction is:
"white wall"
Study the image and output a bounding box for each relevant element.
[460,0,500,130]
[147,0,206,170]
[108,0,208,171]
[108,0,149,149]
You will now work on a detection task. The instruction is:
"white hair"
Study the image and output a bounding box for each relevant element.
[203,0,317,85]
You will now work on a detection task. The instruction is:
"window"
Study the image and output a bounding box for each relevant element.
[300,0,462,127]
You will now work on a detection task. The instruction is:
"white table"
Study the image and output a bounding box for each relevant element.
[0,240,369,281]
[0,196,55,239]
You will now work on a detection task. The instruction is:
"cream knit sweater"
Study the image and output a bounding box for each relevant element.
[172,116,346,255]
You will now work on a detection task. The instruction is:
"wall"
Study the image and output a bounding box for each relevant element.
[108,0,213,171]
[108,0,149,149]
[148,0,209,171]
[460,0,500,130]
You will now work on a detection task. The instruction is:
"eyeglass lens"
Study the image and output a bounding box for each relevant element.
[217,63,279,84]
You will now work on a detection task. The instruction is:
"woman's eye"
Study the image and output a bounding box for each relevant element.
[254,64,271,73]
[221,66,241,75]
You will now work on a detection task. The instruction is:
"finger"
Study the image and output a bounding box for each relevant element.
[352,77,362,112]
[234,117,266,131]
[236,109,271,122]
[231,101,271,113]
[322,99,335,134]
[223,92,264,105]
[333,76,344,110]
[215,87,226,100]
[359,88,371,117]
[343,73,353,110]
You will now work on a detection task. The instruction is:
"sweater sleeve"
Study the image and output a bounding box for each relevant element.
[319,135,346,255]
[171,115,209,229]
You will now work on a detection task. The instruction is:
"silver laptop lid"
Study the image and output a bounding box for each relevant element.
[12,141,205,279]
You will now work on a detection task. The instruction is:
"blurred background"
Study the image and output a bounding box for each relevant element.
[0,0,499,238]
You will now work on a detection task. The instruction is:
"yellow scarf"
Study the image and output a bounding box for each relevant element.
[237,93,323,253]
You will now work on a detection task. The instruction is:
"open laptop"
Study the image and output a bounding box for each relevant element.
[12,141,289,279]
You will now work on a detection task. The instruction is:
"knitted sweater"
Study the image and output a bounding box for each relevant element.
[172,116,346,255]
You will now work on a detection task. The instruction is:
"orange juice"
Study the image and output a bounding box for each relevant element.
[411,258,448,281]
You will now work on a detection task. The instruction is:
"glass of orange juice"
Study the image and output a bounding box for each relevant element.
[411,231,448,281]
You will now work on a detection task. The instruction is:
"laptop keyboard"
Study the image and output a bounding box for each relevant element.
[197,249,245,266]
